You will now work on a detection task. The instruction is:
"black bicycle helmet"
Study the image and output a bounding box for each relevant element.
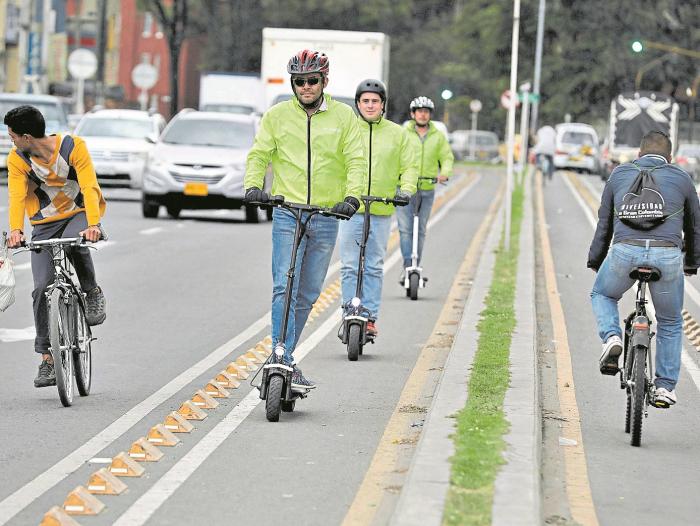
[355,79,387,103]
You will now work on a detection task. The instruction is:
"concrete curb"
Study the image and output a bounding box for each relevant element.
[389,197,504,526]
[491,172,541,524]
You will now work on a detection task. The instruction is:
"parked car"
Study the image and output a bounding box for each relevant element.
[553,123,600,173]
[142,110,262,221]
[73,109,166,189]
[675,143,700,181]
[0,93,69,171]
[450,129,500,161]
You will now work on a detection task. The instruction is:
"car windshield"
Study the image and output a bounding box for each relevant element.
[201,104,256,115]
[562,131,595,145]
[678,145,700,157]
[76,118,153,139]
[0,100,67,133]
[162,119,254,148]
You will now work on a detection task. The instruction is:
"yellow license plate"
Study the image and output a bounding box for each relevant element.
[570,155,582,161]
[184,182,208,196]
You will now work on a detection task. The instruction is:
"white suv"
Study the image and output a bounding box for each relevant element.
[74,109,166,189]
[141,110,261,221]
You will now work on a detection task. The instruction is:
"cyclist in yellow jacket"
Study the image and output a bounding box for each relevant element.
[4,105,106,388]
[339,79,417,337]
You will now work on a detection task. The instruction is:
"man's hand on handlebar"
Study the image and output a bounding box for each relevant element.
[7,229,25,249]
[80,225,103,243]
[393,190,411,207]
[436,175,448,183]
[244,187,270,204]
[330,196,360,219]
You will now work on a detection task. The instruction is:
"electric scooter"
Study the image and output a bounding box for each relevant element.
[251,195,348,422]
[403,176,439,300]
[339,194,404,361]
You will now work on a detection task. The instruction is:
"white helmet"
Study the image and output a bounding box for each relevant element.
[410,96,435,111]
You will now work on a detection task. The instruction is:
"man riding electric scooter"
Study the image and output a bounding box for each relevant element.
[338,79,417,359]
[397,97,454,293]
[244,50,366,417]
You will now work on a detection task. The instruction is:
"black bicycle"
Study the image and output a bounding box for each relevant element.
[19,237,102,407]
[619,266,659,447]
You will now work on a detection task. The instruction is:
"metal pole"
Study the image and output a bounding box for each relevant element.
[505,0,521,252]
[519,82,531,174]
[530,0,545,133]
[470,112,477,160]
[96,0,108,105]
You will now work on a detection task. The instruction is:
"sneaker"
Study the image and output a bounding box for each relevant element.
[85,286,106,326]
[34,359,56,388]
[599,335,623,375]
[652,387,677,408]
[366,321,378,337]
[398,271,406,286]
[291,365,316,391]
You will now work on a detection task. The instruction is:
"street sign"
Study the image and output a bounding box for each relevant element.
[500,90,520,109]
[131,63,158,90]
[68,49,97,79]
[518,92,540,103]
[469,99,482,113]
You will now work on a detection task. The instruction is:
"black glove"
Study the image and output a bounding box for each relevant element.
[245,187,269,204]
[330,196,360,219]
[393,190,410,206]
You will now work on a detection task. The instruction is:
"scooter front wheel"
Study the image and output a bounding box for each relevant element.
[266,375,284,422]
[409,273,420,301]
[347,324,361,361]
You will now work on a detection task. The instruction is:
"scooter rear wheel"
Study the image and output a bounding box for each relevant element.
[266,375,284,422]
[409,273,420,301]
[347,324,361,361]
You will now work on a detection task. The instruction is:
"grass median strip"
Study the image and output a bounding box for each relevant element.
[443,180,524,526]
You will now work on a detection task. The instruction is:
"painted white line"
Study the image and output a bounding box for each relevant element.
[0,326,36,343]
[562,173,700,396]
[140,227,164,236]
[0,172,481,524]
[112,173,483,526]
[87,458,114,464]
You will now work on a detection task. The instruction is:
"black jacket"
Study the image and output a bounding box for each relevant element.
[587,155,700,271]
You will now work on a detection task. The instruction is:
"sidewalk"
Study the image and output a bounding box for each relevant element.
[390,174,539,525]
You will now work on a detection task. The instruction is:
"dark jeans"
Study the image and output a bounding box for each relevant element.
[31,213,97,354]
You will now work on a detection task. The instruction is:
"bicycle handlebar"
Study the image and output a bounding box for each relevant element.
[248,195,351,220]
[360,195,405,206]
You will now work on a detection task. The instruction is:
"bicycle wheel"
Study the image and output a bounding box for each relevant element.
[49,288,74,407]
[347,324,361,362]
[73,297,92,397]
[630,347,647,447]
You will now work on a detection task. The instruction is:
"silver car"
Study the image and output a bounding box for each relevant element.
[142,110,261,221]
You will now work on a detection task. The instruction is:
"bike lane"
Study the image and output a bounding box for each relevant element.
[540,171,700,525]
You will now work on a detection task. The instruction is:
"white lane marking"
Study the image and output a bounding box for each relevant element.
[0,171,482,523]
[87,458,114,464]
[563,172,700,396]
[140,227,164,236]
[0,326,36,343]
[112,172,483,525]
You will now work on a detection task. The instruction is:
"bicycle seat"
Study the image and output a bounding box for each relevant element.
[629,266,662,282]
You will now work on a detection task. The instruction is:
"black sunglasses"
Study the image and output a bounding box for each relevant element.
[293,77,321,87]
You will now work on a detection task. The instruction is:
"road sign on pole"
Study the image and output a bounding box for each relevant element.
[68,49,98,115]
[469,99,482,160]
[131,64,159,110]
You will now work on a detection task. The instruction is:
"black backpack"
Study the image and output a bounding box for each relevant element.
[615,163,680,230]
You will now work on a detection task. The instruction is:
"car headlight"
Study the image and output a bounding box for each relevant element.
[147,154,167,169]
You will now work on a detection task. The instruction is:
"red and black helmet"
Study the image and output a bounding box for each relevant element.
[287,49,330,76]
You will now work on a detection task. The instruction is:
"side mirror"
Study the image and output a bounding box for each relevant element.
[145,134,157,144]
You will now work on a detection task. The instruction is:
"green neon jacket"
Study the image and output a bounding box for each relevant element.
[245,95,366,207]
[358,116,418,216]
[404,120,454,191]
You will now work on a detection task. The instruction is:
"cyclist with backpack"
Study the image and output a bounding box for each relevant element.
[3,105,107,388]
[587,131,700,408]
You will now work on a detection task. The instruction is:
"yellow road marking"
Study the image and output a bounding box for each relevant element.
[342,175,504,526]
[536,170,599,525]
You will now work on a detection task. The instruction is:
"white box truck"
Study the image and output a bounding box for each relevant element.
[199,72,265,114]
[261,27,390,110]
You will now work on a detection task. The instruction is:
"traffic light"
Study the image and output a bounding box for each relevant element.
[632,40,644,53]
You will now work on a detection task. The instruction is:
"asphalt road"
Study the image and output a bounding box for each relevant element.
[540,170,700,525]
[0,170,501,525]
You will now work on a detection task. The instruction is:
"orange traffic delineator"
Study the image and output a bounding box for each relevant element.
[129,437,164,462]
[63,485,105,515]
[109,452,145,477]
[165,410,195,432]
[40,506,82,526]
[148,424,181,446]
[244,350,265,364]
[235,355,258,371]
[192,389,219,409]
[255,342,271,356]
[87,468,128,495]
[262,335,272,346]
[177,400,208,420]
[215,371,241,389]
[205,381,230,398]
[225,362,249,380]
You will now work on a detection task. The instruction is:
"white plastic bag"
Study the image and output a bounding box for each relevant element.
[0,236,16,312]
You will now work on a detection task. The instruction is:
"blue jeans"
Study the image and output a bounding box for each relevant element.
[339,213,392,320]
[396,189,435,268]
[590,242,684,390]
[271,207,338,363]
